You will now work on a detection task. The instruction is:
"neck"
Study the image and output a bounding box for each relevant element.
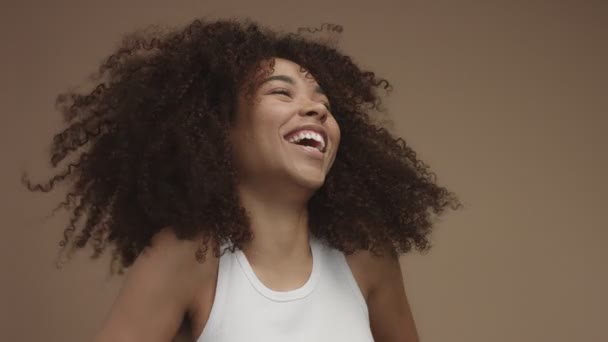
[236,179,313,269]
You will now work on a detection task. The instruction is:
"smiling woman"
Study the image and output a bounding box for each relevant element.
[22,17,462,342]
[230,58,340,192]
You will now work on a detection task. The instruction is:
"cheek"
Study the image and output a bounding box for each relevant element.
[240,108,274,142]
[330,119,341,146]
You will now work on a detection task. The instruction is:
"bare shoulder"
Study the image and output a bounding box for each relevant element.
[140,227,219,297]
[346,247,420,342]
[344,248,399,303]
[149,228,221,336]
[93,227,218,342]
[147,227,219,274]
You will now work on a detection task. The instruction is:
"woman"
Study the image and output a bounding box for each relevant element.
[23,18,461,341]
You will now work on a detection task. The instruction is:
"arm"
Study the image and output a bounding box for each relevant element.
[367,252,420,342]
[93,228,208,342]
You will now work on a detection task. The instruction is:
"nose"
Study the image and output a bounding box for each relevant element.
[299,100,328,123]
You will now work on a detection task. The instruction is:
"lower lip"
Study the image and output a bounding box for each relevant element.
[288,143,324,160]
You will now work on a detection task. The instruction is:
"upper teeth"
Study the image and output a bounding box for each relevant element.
[287,130,326,151]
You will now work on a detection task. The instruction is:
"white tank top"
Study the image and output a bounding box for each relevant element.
[196,236,375,342]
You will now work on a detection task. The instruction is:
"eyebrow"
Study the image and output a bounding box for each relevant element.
[261,75,326,95]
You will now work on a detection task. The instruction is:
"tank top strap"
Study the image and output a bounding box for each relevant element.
[311,238,369,317]
[199,241,233,338]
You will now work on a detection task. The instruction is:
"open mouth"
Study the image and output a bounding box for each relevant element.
[283,130,326,153]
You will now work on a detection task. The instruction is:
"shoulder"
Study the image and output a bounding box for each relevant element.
[137,227,219,290]
[93,227,219,342]
[344,247,399,303]
[345,247,420,342]
[145,227,220,312]
[146,227,219,272]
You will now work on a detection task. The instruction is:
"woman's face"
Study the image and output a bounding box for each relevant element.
[230,58,341,191]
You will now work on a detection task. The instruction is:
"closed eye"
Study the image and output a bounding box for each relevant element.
[271,89,292,97]
[271,89,331,111]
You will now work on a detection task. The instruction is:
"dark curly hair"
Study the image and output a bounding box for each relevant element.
[22,17,462,274]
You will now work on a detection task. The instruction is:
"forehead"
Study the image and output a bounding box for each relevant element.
[257,58,326,96]
[268,58,319,84]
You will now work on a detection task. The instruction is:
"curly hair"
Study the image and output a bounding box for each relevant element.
[22,17,462,274]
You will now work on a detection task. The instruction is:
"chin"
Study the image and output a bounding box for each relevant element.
[292,172,326,191]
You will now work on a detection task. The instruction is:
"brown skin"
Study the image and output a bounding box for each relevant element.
[23,18,461,341]
[229,58,340,286]
[94,228,417,342]
[351,250,420,342]
[97,59,417,341]
[92,228,208,342]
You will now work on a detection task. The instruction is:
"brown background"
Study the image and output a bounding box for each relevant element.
[1,1,606,341]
